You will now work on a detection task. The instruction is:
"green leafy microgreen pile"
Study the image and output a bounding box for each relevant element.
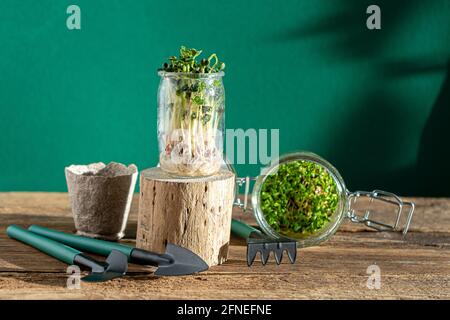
[159,46,225,73]
[260,160,339,237]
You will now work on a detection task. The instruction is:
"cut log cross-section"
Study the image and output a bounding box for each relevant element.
[136,168,236,266]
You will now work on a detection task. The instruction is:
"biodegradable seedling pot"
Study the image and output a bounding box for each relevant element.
[65,162,138,241]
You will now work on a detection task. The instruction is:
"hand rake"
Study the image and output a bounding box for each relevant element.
[231,219,297,266]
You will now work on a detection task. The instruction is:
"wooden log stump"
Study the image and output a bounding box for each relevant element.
[136,168,235,266]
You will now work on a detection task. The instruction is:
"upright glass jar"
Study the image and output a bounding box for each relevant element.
[157,71,225,177]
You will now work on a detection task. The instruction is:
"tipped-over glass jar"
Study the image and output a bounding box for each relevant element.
[231,151,415,248]
[157,71,225,177]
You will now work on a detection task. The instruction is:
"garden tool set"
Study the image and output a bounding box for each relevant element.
[7,225,128,282]
[7,224,209,281]
[27,225,209,276]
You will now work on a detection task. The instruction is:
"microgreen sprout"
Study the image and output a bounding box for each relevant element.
[260,160,339,237]
[159,46,225,73]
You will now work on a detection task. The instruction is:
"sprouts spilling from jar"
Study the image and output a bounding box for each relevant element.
[260,160,340,238]
[157,47,225,177]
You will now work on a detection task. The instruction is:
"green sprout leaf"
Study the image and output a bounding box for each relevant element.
[192,95,205,105]
[159,46,225,74]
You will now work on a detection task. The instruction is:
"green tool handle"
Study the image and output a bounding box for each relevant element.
[7,225,80,265]
[231,219,262,239]
[28,225,134,259]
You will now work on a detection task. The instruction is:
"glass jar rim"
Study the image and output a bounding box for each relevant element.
[158,70,225,79]
[251,151,349,247]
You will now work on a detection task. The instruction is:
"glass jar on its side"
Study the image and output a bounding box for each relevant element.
[252,152,348,248]
[232,151,415,248]
[157,71,225,177]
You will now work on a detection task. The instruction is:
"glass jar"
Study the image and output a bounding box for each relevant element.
[232,151,415,248]
[157,71,225,177]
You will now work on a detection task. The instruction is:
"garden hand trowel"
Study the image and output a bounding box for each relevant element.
[28,225,208,276]
[6,225,128,282]
[231,219,297,266]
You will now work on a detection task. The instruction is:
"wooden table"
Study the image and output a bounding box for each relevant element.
[0,193,449,299]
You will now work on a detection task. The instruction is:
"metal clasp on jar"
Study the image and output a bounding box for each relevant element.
[347,190,415,235]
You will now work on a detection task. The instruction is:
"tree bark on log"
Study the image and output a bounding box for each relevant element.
[136,168,235,266]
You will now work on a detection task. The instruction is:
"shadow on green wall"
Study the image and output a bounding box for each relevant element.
[272,0,449,195]
[415,60,450,196]
[275,0,420,62]
[323,87,411,192]
[329,58,449,195]
[367,59,450,196]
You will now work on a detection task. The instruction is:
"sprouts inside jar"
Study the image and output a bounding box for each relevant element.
[158,76,224,176]
[260,160,339,238]
[157,47,225,177]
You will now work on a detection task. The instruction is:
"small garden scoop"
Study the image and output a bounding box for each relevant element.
[6,225,128,282]
[28,225,208,276]
[231,219,297,266]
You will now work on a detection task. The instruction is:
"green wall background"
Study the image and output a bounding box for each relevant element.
[0,0,449,195]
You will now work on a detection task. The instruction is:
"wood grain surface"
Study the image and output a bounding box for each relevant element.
[0,192,449,300]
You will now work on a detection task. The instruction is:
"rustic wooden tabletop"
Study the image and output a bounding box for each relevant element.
[0,192,449,299]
